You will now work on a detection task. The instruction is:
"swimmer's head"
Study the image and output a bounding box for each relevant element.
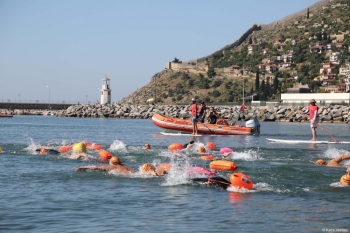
[109,156,121,165]
[316,159,327,165]
[141,163,156,175]
[197,146,206,153]
[40,148,48,155]
[144,144,151,150]
[340,173,350,186]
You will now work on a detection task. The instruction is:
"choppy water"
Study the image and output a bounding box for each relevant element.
[0,116,349,233]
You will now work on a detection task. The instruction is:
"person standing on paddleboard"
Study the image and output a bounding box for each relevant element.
[303,99,319,141]
[187,98,198,135]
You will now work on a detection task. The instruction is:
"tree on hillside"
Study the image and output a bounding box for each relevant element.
[322,32,328,41]
[225,81,233,90]
[260,80,267,101]
[172,57,180,63]
[207,67,216,78]
[212,79,222,88]
[307,8,310,19]
[255,70,260,91]
[182,73,190,80]
[273,75,279,93]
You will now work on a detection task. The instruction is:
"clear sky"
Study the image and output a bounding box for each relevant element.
[0,0,320,104]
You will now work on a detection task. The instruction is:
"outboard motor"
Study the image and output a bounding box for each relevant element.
[245,117,260,135]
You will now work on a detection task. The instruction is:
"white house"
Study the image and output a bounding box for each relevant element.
[281,93,350,105]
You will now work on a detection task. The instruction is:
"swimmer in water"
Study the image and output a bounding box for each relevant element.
[65,153,94,160]
[314,154,350,167]
[143,143,151,150]
[140,163,171,176]
[340,167,350,186]
[76,156,135,174]
[183,140,195,150]
[197,146,207,153]
[35,147,60,155]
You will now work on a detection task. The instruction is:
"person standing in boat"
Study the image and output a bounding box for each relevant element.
[206,107,219,124]
[197,102,207,123]
[303,99,319,141]
[187,98,198,135]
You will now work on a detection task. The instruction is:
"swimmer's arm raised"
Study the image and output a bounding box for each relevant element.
[331,154,350,163]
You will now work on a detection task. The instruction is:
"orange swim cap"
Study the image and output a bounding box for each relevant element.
[340,174,350,185]
[197,146,206,153]
[316,159,327,165]
[141,163,156,174]
[109,156,121,165]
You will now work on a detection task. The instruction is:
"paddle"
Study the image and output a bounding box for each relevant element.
[203,124,213,134]
[315,122,338,143]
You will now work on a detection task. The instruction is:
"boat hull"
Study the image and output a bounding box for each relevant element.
[152,113,260,135]
[0,114,13,118]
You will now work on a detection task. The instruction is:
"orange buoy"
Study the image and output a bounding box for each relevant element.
[83,141,91,146]
[59,146,72,153]
[200,155,215,160]
[87,143,102,150]
[230,173,253,190]
[209,160,238,171]
[98,150,113,160]
[168,143,183,151]
[206,142,216,150]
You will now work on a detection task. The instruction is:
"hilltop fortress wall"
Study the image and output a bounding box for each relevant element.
[261,0,332,29]
[197,24,262,62]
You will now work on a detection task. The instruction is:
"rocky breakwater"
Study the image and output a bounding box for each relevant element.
[54,104,350,124]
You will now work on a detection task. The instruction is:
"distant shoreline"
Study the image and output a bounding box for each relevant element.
[2,103,349,124]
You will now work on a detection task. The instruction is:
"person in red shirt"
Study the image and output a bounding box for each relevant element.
[187,98,198,135]
[303,99,319,141]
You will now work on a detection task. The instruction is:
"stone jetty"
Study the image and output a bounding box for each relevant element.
[48,104,350,124]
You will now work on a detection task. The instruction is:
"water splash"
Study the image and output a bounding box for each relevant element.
[330,182,348,187]
[226,185,256,193]
[228,149,261,161]
[324,148,349,159]
[24,137,41,153]
[252,182,291,193]
[109,139,127,152]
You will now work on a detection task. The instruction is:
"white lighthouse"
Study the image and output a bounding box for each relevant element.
[100,75,111,105]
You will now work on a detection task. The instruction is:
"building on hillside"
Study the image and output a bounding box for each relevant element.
[310,44,326,53]
[165,60,197,70]
[330,52,340,62]
[257,64,278,73]
[248,44,259,54]
[261,48,270,55]
[285,83,311,93]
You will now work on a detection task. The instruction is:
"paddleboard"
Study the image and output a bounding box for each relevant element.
[160,132,203,136]
[266,138,350,144]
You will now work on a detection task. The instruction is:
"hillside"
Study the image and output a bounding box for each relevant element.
[118,0,350,105]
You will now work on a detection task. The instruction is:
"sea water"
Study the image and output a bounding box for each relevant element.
[0,116,349,233]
